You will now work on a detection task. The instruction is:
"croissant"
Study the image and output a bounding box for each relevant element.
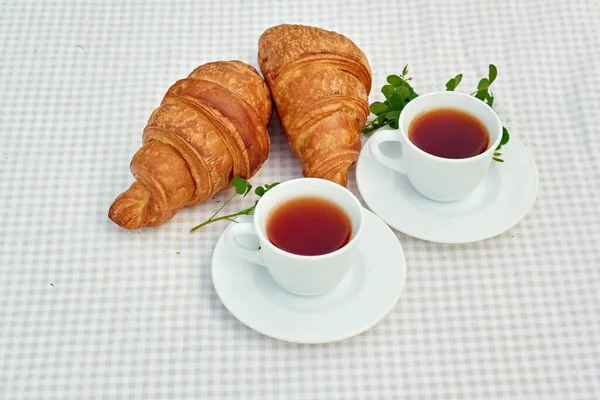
[258,24,372,186]
[109,61,272,229]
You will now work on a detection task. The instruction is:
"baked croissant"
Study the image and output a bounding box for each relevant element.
[258,24,372,186]
[109,61,272,229]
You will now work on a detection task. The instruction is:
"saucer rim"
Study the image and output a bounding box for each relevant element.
[356,136,539,244]
[211,208,406,344]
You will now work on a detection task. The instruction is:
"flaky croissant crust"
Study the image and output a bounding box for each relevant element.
[258,24,372,186]
[109,61,271,229]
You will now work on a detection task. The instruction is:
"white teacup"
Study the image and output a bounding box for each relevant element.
[224,178,364,296]
[369,91,502,201]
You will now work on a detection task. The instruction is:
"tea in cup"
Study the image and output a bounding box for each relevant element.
[369,91,503,201]
[224,178,364,296]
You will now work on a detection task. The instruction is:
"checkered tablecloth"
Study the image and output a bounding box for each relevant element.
[1,1,599,398]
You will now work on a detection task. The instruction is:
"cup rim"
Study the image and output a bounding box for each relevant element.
[398,91,503,163]
[253,177,364,260]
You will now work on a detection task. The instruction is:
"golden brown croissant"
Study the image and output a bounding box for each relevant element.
[258,24,372,186]
[109,61,272,229]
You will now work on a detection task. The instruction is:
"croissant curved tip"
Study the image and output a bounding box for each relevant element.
[108,182,152,230]
[108,196,143,230]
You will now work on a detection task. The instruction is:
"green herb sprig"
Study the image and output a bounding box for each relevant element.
[363,64,511,162]
[190,177,279,232]
[362,65,418,135]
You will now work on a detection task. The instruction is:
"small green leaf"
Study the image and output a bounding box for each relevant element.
[445,74,462,91]
[488,64,497,85]
[486,92,494,107]
[387,75,403,87]
[231,176,251,196]
[231,176,248,188]
[381,85,394,99]
[369,101,387,115]
[387,93,405,110]
[493,152,502,156]
[386,110,401,120]
[454,74,463,87]
[399,85,410,100]
[500,127,510,145]
[389,119,400,129]
[474,90,487,101]
[377,113,387,123]
[402,65,409,77]
[254,186,265,196]
[493,157,505,163]
[477,78,489,91]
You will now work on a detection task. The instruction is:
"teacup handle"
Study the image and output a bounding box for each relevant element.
[224,221,266,267]
[369,128,406,175]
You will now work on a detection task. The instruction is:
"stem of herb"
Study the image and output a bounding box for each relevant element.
[208,192,236,220]
[190,193,243,232]
[190,204,256,232]
[191,213,232,232]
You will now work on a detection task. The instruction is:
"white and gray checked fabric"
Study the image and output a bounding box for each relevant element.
[1,0,599,398]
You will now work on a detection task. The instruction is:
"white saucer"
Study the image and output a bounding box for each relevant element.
[211,209,406,344]
[356,136,538,244]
